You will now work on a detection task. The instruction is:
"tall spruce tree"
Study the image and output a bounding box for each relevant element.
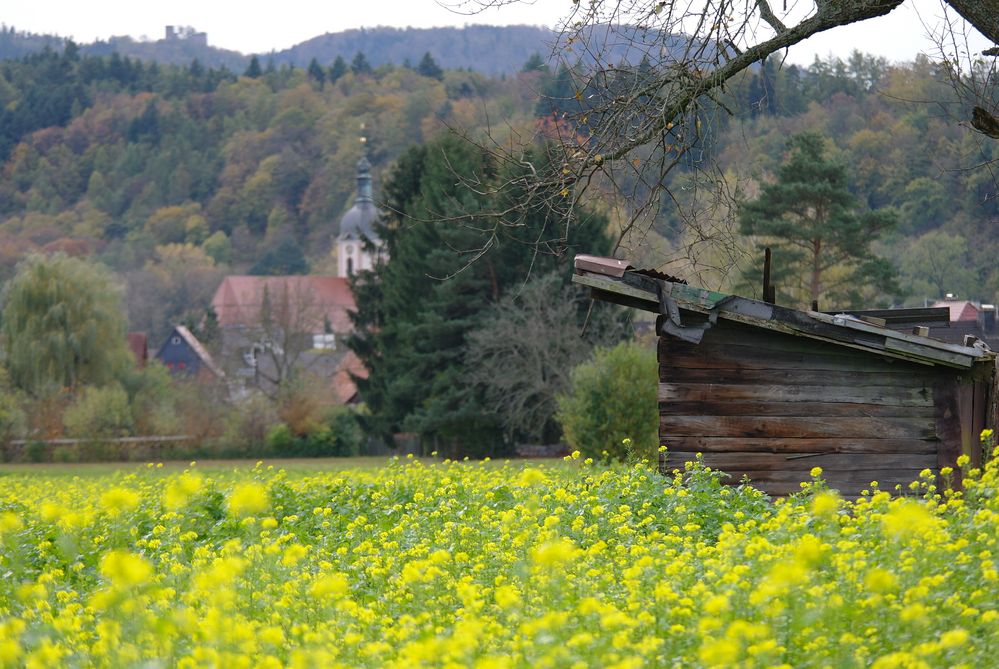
[244,55,262,79]
[328,55,347,84]
[350,52,372,77]
[739,132,897,308]
[306,58,326,89]
[349,135,612,457]
[416,52,444,80]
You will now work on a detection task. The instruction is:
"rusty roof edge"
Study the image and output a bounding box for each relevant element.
[673,290,989,365]
[573,260,993,365]
[574,254,631,277]
[573,254,686,283]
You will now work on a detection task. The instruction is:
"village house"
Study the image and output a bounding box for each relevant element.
[926,296,999,349]
[210,275,356,396]
[154,325,224,380]
[209,137,383,399]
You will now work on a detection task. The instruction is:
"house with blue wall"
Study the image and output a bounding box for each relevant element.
[154,325,224,380]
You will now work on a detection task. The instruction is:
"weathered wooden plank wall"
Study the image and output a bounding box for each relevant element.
[658,319,950,496]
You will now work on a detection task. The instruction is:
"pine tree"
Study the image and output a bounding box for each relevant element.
[739,132,897,307]
[535,63,579,118]
[350,52,372,77]
[328,55,347,83]
[307,58,326,89]
[127,99,161,144]
[416,52,444,80]
[521,52,548,73]
[244,55,262,79]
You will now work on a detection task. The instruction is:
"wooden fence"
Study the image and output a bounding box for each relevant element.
[3,436,192,463]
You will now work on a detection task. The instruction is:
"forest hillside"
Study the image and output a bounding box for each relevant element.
[0,43,996,342]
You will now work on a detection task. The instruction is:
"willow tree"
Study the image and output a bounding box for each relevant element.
[2,254,132,396]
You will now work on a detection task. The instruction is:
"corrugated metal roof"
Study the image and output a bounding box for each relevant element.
[572,254,993,369]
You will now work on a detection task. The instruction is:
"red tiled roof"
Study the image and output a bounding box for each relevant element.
[931,299,980,322]
[331,350,367,404]
[211,276,356,333]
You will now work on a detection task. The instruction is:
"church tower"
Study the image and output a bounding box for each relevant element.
[334,135,384,278]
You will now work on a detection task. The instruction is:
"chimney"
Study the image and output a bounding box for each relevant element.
[982,305,996,334]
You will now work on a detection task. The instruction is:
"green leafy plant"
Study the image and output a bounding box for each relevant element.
[556,341,658,461]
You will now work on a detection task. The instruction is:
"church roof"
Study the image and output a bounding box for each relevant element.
[338,154,379,241]
[338,200,379,241]
[211,276,356,333]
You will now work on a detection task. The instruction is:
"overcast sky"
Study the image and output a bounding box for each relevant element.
[2,0,988,66]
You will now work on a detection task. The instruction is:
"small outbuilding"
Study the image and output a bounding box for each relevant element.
[155,325,224,380]
[573,255,998,496]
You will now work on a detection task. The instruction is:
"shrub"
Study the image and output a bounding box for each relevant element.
[325,405,363,457]
[120,363,184,436]
[556,341,658,461]
[174,379,230,447]
[25,440,47,463]
[275,375,328,437]
[63,383,134,440]
[217,393,280,457]
[266,405,364,458]
[0,380,27,449]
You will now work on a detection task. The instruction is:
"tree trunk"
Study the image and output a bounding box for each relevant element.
[488,261,499,301]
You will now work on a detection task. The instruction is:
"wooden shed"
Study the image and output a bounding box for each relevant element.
[573,255,998,496]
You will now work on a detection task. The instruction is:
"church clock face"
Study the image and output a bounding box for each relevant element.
[346,245,354,254]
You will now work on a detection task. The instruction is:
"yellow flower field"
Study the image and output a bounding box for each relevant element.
[0,450,997,668]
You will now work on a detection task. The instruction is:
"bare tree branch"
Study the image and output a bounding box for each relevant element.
[430,0,999,280]
[431,0,918,280]
[756,0,788,35]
